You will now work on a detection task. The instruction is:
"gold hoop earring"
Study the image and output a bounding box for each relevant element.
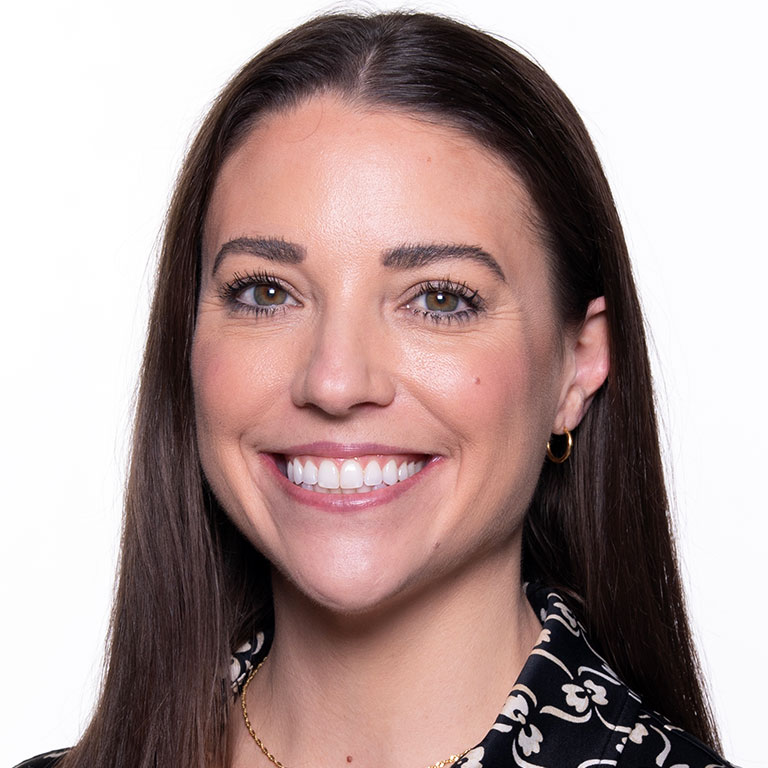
[546,427,572,463]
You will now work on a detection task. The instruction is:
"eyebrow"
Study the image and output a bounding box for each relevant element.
[382,243,506,282]
[212,237,306,274]
[212,237,506,282]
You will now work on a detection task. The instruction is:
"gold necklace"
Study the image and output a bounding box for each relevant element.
[240,657,470,768]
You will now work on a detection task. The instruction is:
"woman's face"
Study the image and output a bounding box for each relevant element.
[193,96,578,613]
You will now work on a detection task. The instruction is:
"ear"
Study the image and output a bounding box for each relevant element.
[553,297,610,432]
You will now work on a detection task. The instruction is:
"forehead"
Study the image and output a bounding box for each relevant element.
[203,95,546,274]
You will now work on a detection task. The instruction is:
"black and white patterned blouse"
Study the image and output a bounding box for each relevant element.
[15,584,733,768]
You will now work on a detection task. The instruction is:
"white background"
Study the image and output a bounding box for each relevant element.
[1,1,765,766]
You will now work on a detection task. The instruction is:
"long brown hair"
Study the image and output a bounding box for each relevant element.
[62,12,720,768]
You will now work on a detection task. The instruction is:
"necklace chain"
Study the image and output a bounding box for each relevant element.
[240,656,470,768]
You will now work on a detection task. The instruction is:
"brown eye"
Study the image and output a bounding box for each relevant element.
[249,284,289,306]
[424,290,460,312]
[404,282,481,322]
[219,271,301,315]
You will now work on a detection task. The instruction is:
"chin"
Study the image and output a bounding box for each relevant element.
[272,546,421,618]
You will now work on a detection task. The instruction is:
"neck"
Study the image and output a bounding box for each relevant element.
[231,544,540,768]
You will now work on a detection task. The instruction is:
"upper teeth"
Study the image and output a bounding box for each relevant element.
[285,456,426,493]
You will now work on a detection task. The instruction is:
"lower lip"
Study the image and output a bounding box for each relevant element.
[260,454,438,511]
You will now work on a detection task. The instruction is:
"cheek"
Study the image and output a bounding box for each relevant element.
[401,331,557,450]
[467,355,539,448]
[191,329,285,447]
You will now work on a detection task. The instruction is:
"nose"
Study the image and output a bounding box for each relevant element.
[290,312,396,416]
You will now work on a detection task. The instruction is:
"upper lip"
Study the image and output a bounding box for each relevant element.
[274,442,432,458]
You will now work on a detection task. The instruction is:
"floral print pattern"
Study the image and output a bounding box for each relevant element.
[13,585,732,768]
[230,630,266,694]
[449,585,732,768]
[562,679,608,712]
[494,691,545,758]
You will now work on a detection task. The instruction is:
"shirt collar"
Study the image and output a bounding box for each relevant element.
[457,583,640,768]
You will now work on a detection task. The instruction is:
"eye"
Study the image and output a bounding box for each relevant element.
[404,280,484,324]
[241,283,294,307]
[218,270,300,314]
[419,290,463,313]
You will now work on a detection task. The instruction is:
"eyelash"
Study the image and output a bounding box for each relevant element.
[404,280,485,325]
[218,270,296,316]
[217,272,486,325]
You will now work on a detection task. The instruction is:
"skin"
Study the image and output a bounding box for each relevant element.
[192,95,609,768]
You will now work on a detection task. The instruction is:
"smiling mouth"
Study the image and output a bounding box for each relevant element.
[277,454,429,494]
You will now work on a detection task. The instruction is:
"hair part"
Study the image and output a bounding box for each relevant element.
[61,12,720,768]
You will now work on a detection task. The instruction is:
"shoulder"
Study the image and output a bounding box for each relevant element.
[12,749,69,768]
[616,709,733,767]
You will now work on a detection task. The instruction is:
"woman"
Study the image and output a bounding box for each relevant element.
[16,11,732,768]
